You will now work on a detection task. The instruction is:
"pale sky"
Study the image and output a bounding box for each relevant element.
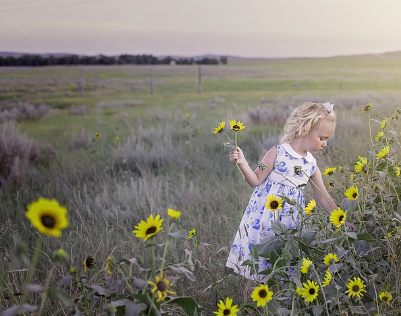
[1,0,401,58]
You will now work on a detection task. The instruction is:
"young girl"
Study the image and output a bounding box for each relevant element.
[226,102,340,281]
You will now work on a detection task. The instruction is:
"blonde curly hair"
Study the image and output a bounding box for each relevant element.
[280,102,336,144]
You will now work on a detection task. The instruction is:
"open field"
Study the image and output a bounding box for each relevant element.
[1,54,401,315]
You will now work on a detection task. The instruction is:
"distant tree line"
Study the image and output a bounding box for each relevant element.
[0,54,228,66]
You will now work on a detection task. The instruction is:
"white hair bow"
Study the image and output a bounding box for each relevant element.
[322,102,334,113]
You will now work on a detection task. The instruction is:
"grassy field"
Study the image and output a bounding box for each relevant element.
[1,53,401,315]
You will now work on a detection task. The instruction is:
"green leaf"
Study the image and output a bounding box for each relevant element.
[312,305,324,316]
[376,161,386,171]
[345,232,357,240]
[294,229,317,244]
[271,221,289,235]
[165,296,203,316]
[357,233,376,241]
[168,265,196,281]
[133,278,147,289]
[278,195,297,205]
[255,236,285,257]
[284,240,299,258]
[125,301,147,316]
[2,304,38,316]
[169,230,189,239]
[87,284,111,297]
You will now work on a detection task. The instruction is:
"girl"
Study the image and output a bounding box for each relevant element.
[226,102,342,281]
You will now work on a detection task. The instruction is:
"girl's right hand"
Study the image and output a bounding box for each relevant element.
[230,147,246,166]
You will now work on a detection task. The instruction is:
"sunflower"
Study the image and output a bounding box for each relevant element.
[167,208,181,219]
[338,165,343,172]
[376,146,390,159]
[133,214,163,241]
[379,291,392,303]
[148,270,176,302]
[83,255,95,272]
[212,121,226,134]
[229,119,246,131]
[354,156,367,174]
[305,200,316,214]
[251,284,273,307]
[95,132,100,138]
[265,194,283,211]
[328,180,334,190]
[381,119,386,129]
[213,297,239,316]
[323,167,336,176]
[323,253,339,265]
[345,186,359,200]
[322,269,332,287]
[188,228,196,239]
[329,208,347,228]
[375,131,384,142]
[395,165,400,178]
[25,197,69,237]
[53,248,68,263]
[359,102,372,113]
[297,280,319,302]
[345,277,366,298]
[300,258,313,274]
[113,136,119,143]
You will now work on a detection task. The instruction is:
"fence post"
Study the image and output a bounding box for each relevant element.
[198,65,202,93]
[150,66,154,95]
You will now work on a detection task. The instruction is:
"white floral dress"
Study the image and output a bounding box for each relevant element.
[226,143,317,280]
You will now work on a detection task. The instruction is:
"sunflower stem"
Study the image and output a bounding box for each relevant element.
[38,265,55,315]
[368,112,374,148]
[311,265,330,316]
[151,237,156,280]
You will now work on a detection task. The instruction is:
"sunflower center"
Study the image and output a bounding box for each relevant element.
[352,285,360,292]
[309,288,315,295]
[382,296,388,302]
[41,215,56,228]
[146,226,157,235]
[157,280,167,292]
[339,215,344,222]
[270,201,279,209]
[223,309,230,315]
[85,257,95,268]
[353,193,357,198]
[259,289,267,298]
[233,125,239,131]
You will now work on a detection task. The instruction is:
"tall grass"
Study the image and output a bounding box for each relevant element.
[1,62,401,314]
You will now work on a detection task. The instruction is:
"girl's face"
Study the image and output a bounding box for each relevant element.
[303,118,335,153]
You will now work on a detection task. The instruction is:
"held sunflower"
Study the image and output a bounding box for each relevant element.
[305,200,316,214]
[133,214,163,241]
[25,197,69,237]
[345,186,359,200]
[265,194,283,211]
[251,284,273,307]
[329,208,347,228]
[212,121,226,134]
[345,277,366,298]
[148,270,176,302]
[229,119,246,132]
[213,297,239,316]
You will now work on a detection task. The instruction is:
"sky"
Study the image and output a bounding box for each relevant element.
[1,0,401,58]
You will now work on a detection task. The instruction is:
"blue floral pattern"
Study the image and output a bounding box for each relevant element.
[226,143,317,280]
